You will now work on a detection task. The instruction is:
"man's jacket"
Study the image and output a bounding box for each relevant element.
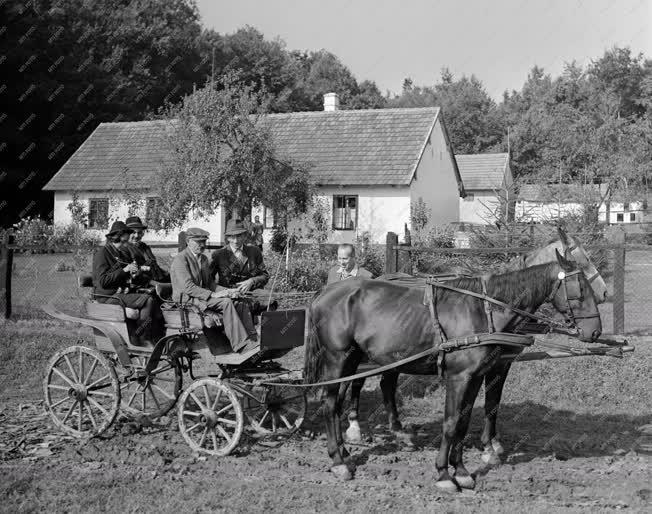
[210,245,269,290]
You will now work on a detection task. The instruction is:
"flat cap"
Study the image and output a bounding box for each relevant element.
[186,227,209,240]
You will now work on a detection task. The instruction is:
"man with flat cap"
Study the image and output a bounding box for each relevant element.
[170,227,258,353]
[210,219,269,293]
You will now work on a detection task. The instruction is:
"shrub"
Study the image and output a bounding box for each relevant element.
[12,217,53,251]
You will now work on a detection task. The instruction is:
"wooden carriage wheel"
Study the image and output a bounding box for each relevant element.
[177,378,244,456]
[245,385,307,437]
[43,345,120,438]
[119,353,182,419]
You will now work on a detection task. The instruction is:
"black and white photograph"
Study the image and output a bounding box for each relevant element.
[0,0,651,511]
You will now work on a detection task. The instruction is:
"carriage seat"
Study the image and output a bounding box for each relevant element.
[78,274,140,321]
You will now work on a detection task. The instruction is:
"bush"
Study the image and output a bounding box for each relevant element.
[264,247,329,293]
[12,217,53,251]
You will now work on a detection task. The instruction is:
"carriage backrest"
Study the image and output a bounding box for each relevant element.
[78,274,93,288]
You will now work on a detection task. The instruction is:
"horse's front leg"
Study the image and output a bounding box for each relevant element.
[480,362,511,465]
[380,371,402,431]
[345,378,364,443]
[448,375,484,490]
[435,372,468,492]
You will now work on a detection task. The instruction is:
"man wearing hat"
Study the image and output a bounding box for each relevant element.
[124,215,170,284]
[92,220,165,346]
[170,227,258,354]
[210,219,269,293]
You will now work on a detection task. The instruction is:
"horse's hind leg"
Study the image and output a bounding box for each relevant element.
[345,378,364,443]
[324,382,353,480]
[481,362,511,465]
[380,371,402,432]
[449,375,484,490]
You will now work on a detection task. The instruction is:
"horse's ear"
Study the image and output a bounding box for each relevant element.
[558,225,571,248]
[555,248,572,271]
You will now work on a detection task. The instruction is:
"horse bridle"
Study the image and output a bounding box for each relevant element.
[546,268,601,327]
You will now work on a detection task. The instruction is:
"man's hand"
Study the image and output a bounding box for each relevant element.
[236,278,255,293]
[123,262,139,274]
[211,289,242,299]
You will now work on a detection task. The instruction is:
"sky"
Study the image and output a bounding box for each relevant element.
[196,0,652,101]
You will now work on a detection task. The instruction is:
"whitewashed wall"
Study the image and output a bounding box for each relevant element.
[253,186,411,244]
[409,117,460,230]
[53,191,226,243]
[459,190,503,225]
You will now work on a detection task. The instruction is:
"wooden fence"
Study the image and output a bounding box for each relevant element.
[385,230,628,334]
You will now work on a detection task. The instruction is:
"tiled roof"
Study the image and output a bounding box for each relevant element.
[455,153,509,190]
[44,107,459,190]
[517,183,604,202]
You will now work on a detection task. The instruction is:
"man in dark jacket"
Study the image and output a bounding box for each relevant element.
[124,216,170,284]
[210,219,269,292]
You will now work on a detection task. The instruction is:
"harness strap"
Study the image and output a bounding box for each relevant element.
[481,276,495,333]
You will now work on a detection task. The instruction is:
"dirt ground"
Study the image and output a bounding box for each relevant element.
[1,316,651,513]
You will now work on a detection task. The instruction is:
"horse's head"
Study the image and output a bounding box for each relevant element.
[525,227,609,304]
[558,227,609,304]
[549,248,602,342]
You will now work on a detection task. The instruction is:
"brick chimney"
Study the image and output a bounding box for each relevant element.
[323,92,340,111]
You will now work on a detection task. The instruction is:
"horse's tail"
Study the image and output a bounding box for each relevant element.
[303,304,322,385]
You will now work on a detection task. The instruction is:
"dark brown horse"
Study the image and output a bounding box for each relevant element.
[345,228,608,466]
[304,250,601,489]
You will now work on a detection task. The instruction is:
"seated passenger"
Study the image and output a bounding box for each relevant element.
[92,221,165,346]
[326,243,374,285]
[170,227,258,354]
[124,216,170,284]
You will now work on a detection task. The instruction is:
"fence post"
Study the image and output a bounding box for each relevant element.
[612,229,626,334]
[178,231,187,252]
[1,231,14,320]
[385,232,398,274]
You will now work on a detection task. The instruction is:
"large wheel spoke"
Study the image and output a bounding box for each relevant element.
[216,425,231,442]
[151,383,174,400]
[186,422,202,433]
[87,396,110,418]
[258,410,270,426]
[198,427,209,447]
[217,417,237,426]
[211,389,222,410]
[52,367,75,388]
[147,386,162,409]
[48,384,69,391]
[211,430,220,450]
[182,410,201,417]
[279,414,294,429]
[215,403,234,416]
[78,401,83,431]
[50,396,73,409]
[83,359,99,386]
[78,349,85,385]
[64,355,80,383]
[189,392,207,410]
[85,402,98,430]
[202,385,211,409]
[62,400,78,424]
[87,374,111,390]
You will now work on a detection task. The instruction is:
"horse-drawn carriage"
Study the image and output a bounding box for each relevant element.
[43,229,634,485]
[43,277,308,456]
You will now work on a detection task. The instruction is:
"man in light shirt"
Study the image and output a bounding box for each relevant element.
[326,244,374,285]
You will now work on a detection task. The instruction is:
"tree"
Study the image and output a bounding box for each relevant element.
[157,74,313,230]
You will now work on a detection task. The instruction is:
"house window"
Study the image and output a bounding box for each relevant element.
[616,213,624,222]
[263,206,277,229]
[88,198,109,229]
[464,193,474,201]
[630,213,636,222]
[332,195,358,230]
[145,197,163,230]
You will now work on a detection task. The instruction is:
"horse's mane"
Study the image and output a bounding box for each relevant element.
[442,262,558,308]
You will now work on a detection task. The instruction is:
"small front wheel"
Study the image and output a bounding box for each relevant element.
[43,345,120,437]
[177,378,244,456]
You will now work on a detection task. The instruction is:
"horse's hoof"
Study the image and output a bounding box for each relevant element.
[454,475,476,489]
[481,450,501,466]
[492,439,505,455]
[331,464,354,481]
[345,422,362,443]
[435,479,460,492]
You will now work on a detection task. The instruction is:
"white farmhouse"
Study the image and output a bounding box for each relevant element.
[43,94,465,243]
[456,153,512,226]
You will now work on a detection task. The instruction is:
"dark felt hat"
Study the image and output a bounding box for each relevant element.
[105,221,133,238]
[125,216,147,230]
[186,227,210,240]
[225,219,248,236]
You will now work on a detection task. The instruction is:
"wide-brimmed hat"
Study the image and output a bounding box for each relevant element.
[186,227,210,240]
[125,216,147,230]
[225,219,248,236]
[105,221,133,238]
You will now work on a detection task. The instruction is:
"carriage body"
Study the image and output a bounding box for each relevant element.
[42,275,308,455]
